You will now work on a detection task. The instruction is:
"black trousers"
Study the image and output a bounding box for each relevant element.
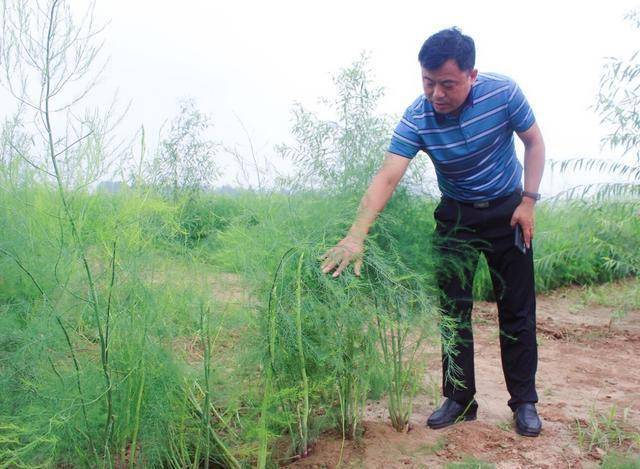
[433,191,538,411]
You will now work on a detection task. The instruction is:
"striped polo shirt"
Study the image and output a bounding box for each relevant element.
[388,73,535,201]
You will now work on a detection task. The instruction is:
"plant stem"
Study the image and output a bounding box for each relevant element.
[128,365,145,469]
[200,305,211,469]
[294,252,309,456]
[257,370,272,469]
[42,0,114,457]
[56,316,99,463]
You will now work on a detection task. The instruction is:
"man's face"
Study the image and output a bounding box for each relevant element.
[422,59,478,115]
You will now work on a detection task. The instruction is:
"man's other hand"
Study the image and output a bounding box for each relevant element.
[321,235,364,277]
[510,198,536,249]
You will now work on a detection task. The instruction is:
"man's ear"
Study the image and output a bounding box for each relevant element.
[469,68,478,84]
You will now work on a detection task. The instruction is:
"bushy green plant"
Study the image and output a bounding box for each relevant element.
[276,54,391,194]
[555,9,639,203]
[173,193,245,246]
[257,242,443,461]
[277,54,430,195]
[145,98,219,202]
[209,190,451,465]
[534,200,640,290]
[368,260,443,432]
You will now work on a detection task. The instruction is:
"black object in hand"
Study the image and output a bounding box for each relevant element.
[514,224,526,254]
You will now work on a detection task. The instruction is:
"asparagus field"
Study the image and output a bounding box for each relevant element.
[1,1,639,466]
[1,188,639,467]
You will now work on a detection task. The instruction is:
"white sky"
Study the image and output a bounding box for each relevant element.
[6,0,640,194]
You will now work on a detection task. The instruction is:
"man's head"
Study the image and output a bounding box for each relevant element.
[418,27,478,115]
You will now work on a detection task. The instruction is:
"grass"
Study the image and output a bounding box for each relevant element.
[549,278,640,331]
[412,436,447,455]
[600,451,640,468]
[575,405,640,455]
[1,184,639,467]
[554,278,640,311]
[425,375,442,408]
[496,420,512,432]
[445,456,495,468]
[0,187,247,466]
[578,279,640,315]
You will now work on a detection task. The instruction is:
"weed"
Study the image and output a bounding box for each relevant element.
[445,455,496,468]
[413,436,447,455]
[575,405,640,454]
[426,375,442,408]
[496,419,512,432]
[600,451,640,468]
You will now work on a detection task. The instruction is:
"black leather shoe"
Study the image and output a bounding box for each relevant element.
[514,403,542,437]
[427,398,478,429]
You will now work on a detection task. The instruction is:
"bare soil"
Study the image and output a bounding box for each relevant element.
[289,283,640,468]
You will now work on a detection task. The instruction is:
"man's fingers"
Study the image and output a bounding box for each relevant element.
[332,257,351,278]
[321,247,341,272]
[354,259,363,277]
[320,254,333,272]
[321,260,337,274]
[523,225,533,249]
[321,254,339,273]
[321,247,340,262]
[321,237,365,276]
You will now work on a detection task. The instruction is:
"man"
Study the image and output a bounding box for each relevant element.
[321,27,545,437]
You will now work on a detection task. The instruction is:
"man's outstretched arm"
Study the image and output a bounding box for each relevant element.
[322,152,411,277]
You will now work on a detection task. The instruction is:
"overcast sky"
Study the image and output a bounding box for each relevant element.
[6,0,640,193]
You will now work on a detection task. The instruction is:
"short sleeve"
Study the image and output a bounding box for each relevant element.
[388,108,422,159]
[507,81,535,133]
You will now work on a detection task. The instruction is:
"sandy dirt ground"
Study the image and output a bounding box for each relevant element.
[289,283,640,468]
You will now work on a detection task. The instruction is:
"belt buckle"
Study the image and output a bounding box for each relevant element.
[473,201,489,209]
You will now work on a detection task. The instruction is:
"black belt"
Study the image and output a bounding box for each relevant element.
[444,191,518,209]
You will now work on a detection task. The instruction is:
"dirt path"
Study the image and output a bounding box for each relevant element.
[290,283,640,468]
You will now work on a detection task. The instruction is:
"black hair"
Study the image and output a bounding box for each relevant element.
[418,27,475,71]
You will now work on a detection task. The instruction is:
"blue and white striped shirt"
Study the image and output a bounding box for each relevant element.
[388,73,535,201]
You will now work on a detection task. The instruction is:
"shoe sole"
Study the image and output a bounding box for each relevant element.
[516,427,541,437]
[427,414,477,430]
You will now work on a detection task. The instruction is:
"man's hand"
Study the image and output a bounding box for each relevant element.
[320,153,410,278]
[321,235,364,277]
[510,198,536,249]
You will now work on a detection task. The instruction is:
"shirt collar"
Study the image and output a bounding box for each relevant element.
[433,87,475,125]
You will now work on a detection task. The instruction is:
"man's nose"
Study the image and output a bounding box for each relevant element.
[433,85,446,99]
